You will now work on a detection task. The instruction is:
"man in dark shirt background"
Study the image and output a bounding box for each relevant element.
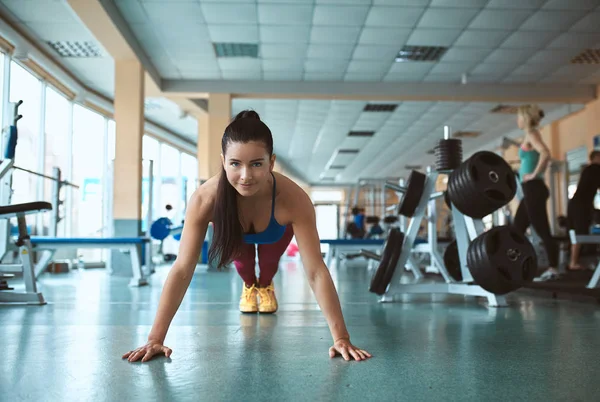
[568,150,600,270]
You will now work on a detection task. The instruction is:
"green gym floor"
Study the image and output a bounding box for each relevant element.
[2,259,600,402]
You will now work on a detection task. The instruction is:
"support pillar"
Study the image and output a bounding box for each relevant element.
[110,60,144,277]
[197,93,231,182]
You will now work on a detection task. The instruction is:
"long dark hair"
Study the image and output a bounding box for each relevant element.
[208,110,273,269]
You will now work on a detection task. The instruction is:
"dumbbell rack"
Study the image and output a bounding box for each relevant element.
[381,169,508,308]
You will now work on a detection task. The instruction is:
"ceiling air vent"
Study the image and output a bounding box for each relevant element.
[329,165,346,169]
[214,43,259,58]
[453,131,481,138]
[405,165,422,170]
[364,103,398,112]
[490,104,519,114]
[337,149,359,154]
[348,131,375,137]
[571,48,600,64]
[47,41,102,57]
[395,46,447,62]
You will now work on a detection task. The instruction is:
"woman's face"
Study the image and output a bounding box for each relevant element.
[222,140,275,197]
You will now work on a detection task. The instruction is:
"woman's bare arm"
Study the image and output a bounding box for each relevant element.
[288,186,371,361]
[146,189,212,343]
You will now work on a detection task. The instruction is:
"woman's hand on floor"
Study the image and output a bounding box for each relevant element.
[329,338,372,361]
[122,340,172,362]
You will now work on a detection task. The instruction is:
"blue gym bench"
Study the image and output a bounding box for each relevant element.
[30,236,153,287]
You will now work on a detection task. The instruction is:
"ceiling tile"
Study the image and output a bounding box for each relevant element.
[358,28,412,45]
[208,25,259,42]
[569,13,600,32]
[346,60,392,74]
[142,2,205,25]
[418,8,481,29]
[406,29,463,47]
[430,0,488,7]
[383,72,427,82]
[261,26,311,43]
[200,3,257,24]
[307,44,355,59]
[388,61,435,74]
[468,10,534,30]
[352,45,400,61]
[429,62,478,74]
[485,0,547,9]
[258,4,314,25]
[440,48,493,62]
[454,30,512,47]
[365,6,425,27]
[511,62,561,75]
[484,48,534,63]
[218,58,261,72]
[519,10,588,31]
[344,73,386,81]
[304,59,349,72]
[310,26,362,44]
[313,5,370,26]
[260,44,308,59]
[526,48,583,64]
[261,59,305,71]
[547,32,600,48]
[542,0,600,10]
[471,63,519,75]
[500,31,559,48]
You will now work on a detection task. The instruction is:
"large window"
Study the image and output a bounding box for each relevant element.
[72,105,105,260]
[160,143,181,223]
[9,62,42,214]
[42,86,71,236]
[180,152,197,216]
[142,135,160,228]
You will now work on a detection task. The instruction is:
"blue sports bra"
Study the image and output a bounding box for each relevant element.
[242,173,287,244]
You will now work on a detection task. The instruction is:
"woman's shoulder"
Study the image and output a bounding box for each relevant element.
[274,172,311,209]
[188,175,219,218]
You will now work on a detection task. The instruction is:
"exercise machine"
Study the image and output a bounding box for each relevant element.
[363,129,537,308]
[0,100,53,304]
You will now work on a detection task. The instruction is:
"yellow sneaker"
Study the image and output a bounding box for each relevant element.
[239,283,258,313]
[257,283,278,314]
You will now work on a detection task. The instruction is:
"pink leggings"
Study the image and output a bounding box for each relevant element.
[233,225,294,287]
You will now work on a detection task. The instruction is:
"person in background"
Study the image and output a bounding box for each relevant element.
[567,150,600,270]
[511,104,559,281]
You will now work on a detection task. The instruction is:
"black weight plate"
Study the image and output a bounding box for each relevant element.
[467,226,537,295]
[383,215,398,224]
[447,151,516,219]
[366,216,380,224]
[378,231,405,295]
[397,170,426,217]
[369,229,401,295]
[443,240,462,282]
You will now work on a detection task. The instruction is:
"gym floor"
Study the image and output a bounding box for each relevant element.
[2,260,600,401]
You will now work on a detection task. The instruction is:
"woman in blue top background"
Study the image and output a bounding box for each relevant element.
[512,104,558,281]
[123,110,371,363]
